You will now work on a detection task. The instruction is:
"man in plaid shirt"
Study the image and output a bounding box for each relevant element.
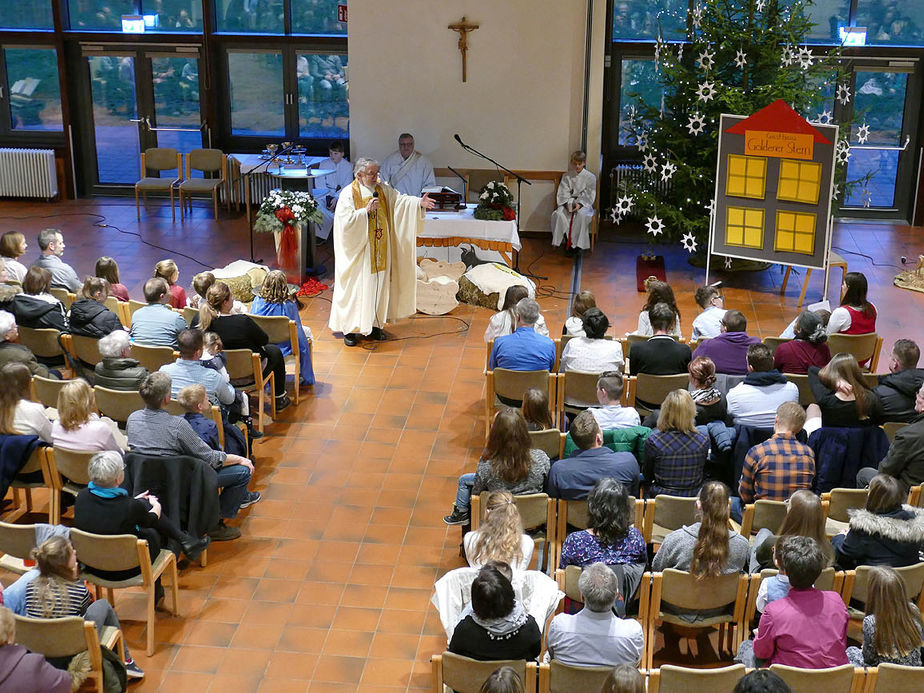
[732,401,815,521]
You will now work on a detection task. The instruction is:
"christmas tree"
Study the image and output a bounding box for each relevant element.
[614,0,857,255]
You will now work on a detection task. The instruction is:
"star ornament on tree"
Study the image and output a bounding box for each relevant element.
[734,49,747,68]
[835,140,852,163]
[696,48,715,72]
[816,109,833,125]
[696,81,717,103]
[645,216,665,237]
[837,83,852,106]
[687,112,707,135]
[636,132,649,152]
[705,199,716,215]
[832,183,840,201]
[681,232,698,254]
[614,195,634,216]
[691,4,704,29]
[756,0,766,10]
[608,207,620,224]
[660,161,677,183]
[797,47,814,69]
[856,123,870,144]
[642,153,658,173]
[781,46,794,67]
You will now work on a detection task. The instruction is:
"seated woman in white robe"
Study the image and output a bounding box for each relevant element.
[484,285,549,343]
[551,151,596,251]
[313,141,353,241]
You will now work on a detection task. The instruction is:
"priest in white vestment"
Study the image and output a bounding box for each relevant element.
[380,132,436,196]
[551,151,597,251]
[314,141,354,240]
[329,157,436,346]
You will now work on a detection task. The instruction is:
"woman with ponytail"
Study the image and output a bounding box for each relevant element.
[464,491,534,571]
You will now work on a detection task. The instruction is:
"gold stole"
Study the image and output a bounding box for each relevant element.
[352,180,389,273]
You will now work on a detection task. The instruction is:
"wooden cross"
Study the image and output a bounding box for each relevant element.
[448,16,479,82]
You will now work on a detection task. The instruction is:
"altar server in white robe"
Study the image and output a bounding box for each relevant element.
[329,157,436,346]
[381,133,436,196]
[551,151,597,251]
[315,140,354,240]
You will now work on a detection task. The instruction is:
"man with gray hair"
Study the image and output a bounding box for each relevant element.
[380,133,436,195]
[94,330,149,390]
[329,156,436,347]
[31,228,80,292]
[546,562,644,667]
[488,297,556,372]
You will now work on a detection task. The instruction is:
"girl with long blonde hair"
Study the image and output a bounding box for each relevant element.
[847,565,924,666]
[464,491,533,571]
[250,270,315,386]
[51,379,125,451]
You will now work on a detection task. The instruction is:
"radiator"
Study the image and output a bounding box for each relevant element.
[611,162,672,198]
[0,148,58,199]
[225,156,279,206]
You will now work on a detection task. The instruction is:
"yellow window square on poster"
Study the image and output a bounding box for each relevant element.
[725,205,764,249]
[726,154,766,200]
[775,210,816,255]
[777,159,822,205]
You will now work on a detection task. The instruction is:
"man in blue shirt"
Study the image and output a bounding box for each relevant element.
[130,277,188,348]
[549,411,640,498]
[159,328,235,406]
[488,298,555,371]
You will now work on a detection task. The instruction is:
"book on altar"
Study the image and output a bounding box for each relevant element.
[422,186,460,195]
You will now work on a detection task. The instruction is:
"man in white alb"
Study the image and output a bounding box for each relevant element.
[551,150,596,252]
[380,133,436,196]
[329,158,436,347]
[314,140,353,240]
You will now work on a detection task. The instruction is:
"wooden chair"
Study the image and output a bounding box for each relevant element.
[431,652,536,693]
[786,373,816,407]
[528,429,565,461]
[538,659,612,693]
[553,497,644,571]
[7,445,53,522]
[104,295,131,328]
[224,347,272,433]
[249,314,305,405]
[780,249,848,309]
[642,495,698,545]
[32,374,68,408]
[16,326,66,362]
[127,299,147,318]
[841,562,924,617]
[182,306,198,325]
[135,147,182,221]
[882,421,908,444]
[822,488,868,536]
[93,386,145,425]
[14,614,123,693]
[69,528,178,656]
[44,447,96,524]
[908,484,923,507]
[64,333,103,366]
[746,568,843,637]
[49,287,76,308]
[628,373,690,415]
[485,368,556,442]
[643,569,749,669]
[129,343,178,371]
[648,663,747,693]
[179,148,227,220]
[763,337,792,356]
[862,663,924,693]
[739,499,789,539]
[768,663,864,693]
[827,333,883,372]
[0,520,38,575]
[556,370,604,423]
[472,492,555,571]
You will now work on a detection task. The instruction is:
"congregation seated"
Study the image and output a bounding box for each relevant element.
[603,666,646,693]
[831,473,924,569]
[51,379,126,452]
[3,362,52,442]
[153,258,186,309]
[464,490,534,572]
[31,228,80,293]
[0,311,57,379]
[0,258,22,310]
[588,371,640,430]
[94,255,129,302]
[487,297,555,373]
[692,310,760,375]
[0,606,71,693]
[11,267,66,331]
[750,489,834,573]
[126,372,257,541]
[448,563,542,662]
[160,328,235,407]
[250,269,316,386]
[563,289,595,336]
[688,356,727,425]
[188,271,245,313]
[806,353,883,432]
[0,231,28,284]
[874,338,924,422]
[67,275,124,338]
[130,277,187,348]
[634,280,682,337]
[643,389,707,498]
[179,383,247,457]
[690,284,726,341]
[94,329,149,390]
[558,478,646,569]
[549,411,640,499]
[861,381,924,487]
[773,310,831,374]
[484,285,550,342]
[828,271,877,337]
[559,308,623,374]
[626,303,691,378]
[726,344,799,428]
[74,450,210,576]
[546,562,644,667]
[520,388,554,431]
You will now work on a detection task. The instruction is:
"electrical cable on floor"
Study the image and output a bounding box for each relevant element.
[359,314,471,351]
[831,246,903,269]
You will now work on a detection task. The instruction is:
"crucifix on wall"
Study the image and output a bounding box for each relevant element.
[448,16,479,83]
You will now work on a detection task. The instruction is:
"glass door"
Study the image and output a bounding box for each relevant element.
[86,53,140,184]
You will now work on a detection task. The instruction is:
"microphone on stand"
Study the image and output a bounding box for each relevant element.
[454,133,464,145]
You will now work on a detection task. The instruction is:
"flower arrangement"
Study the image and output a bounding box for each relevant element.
[253,189,323,234]
[473,181,516,221]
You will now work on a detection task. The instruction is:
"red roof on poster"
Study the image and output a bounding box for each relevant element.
[725,99,832,145]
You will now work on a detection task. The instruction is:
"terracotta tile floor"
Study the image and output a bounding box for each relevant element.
[0,199,921,689]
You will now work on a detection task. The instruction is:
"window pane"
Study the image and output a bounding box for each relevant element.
[0,0,53,29]
[6,48,62,131]
[618,59,663,146]
[612,0,686,41]
[291,0,347,35]
[297,52,348,139]
[856,0,924,46]
[803,0,851,44]
[151,57,202,156]
[69,0,135,30]
[142,0,202,32]
[228,51,284,136]
[216,0,283,33]
[87,55,139,184]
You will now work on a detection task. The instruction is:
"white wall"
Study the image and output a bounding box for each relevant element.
[348,0,601,233]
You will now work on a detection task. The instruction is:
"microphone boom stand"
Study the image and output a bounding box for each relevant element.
[246,144,294,263]
[454,136,547,281]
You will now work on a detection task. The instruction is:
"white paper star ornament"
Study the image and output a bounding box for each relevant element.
[645,216,665,237]
[734,49,747,68]
[816,109,833,125]
[696,81,717,103]
[837,83,852,106]
[681,232,698,253]
[696,48,715,71]
[615,195,634,216]
[687,112,706,135]
[724,256,733,270]
[642,153,658,173]
[661,162,677,183]
[856,124,870,144]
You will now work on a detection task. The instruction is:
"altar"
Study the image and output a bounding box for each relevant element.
[419,207,520,266]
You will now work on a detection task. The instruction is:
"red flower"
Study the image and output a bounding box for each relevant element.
[275,206,296,226]
[501,207,516,221]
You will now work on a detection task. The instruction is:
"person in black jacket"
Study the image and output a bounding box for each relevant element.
[11,266,67,331]
[67,276,124,338]
[627,303,692,377]
[831,473,924,569]
[94,329,149,390]
[874,339,924,423]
